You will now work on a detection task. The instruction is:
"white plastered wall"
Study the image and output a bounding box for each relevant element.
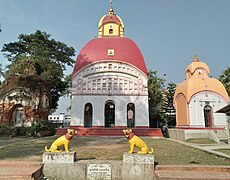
[71,95,149,127]
[71,61,149,127]
[188,91,228,128]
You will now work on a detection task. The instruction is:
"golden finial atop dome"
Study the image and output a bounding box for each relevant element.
[193,53,199,62]
[109,0,115,15]
[98,0,124,37]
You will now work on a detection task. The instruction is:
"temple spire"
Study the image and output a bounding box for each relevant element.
[109,0,115,15]
[193,53,199,62]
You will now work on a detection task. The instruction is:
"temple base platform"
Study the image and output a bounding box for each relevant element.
[56,126,163,137]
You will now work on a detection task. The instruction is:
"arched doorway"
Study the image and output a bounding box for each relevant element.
[204,105,213,127]
[127,103,135,128]
[84,103,93,128]
[13,105,24,127]
[104,101,115,127]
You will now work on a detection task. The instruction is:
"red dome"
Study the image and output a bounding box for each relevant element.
[72,37,148,76]
[102,14,121,24]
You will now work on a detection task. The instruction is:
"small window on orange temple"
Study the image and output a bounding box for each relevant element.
[198,69,202,76]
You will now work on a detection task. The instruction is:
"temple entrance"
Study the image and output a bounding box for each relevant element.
[13,106,24,126]
[127,103,135,128]
[84,103,93,128]
[204,105,213,127]
[104,101,115,127]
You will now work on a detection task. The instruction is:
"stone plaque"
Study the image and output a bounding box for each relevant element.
[87,163,112,180]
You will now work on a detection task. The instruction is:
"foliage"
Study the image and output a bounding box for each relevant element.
[0,125,14,135]
[162,82,176,127]
[62,74,72,112]
[219,67,230,96]
[1,30,76,109]
[0,63,5,84]
[63,74,72,97]
[5,57,43,76]
[0,121,55,137]
[16,127,29,136]
[148,69,165,127]
[31,120,56,137]
[10,127,31,137]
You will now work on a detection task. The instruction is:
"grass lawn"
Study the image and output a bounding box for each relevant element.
[0,136,229,166]
[214,149,230,155]
[186,138,217,144]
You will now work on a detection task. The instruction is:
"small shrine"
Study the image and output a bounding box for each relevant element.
[174,55,229,128]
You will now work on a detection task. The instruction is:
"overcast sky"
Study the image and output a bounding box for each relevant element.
[0,0,229,114]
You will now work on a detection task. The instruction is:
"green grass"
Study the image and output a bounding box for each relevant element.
[0,136,229,166]
[186,138,216,144]
[214,149,230,155]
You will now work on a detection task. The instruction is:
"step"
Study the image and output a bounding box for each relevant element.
[154,165,230,180]
[154,170,230,179]
[0,161,42,180]
[156,165,230,172]
[0,175,34,180]
[56,127,163,137]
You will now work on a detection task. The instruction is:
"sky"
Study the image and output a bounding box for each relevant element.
[0,0,230,114]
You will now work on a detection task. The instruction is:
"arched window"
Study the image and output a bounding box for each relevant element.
[204,105,213,127]
[198,69,202,76]
[84,103,93,128]
[13,105,24,127]
[109,29,113,34]
[127,103,135,128]
[104,100,115,127]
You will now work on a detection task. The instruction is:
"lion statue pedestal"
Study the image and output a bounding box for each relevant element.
[122,129,155,179]
[122,152,155,179]
[43,151,77,164]
[123,152,154,165]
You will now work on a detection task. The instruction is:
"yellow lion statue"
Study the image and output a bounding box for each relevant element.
[45,129,77,153]
[123,129,153,154]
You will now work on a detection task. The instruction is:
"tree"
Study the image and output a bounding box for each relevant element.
[148,69,165,127]
[219,67,230,96]
[1,30,76,109]
[62,74,72,112]
[162,82,176,127]
[0,64,5,84]
[63,74,72,98]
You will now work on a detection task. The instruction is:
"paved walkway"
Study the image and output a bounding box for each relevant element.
[166,138,230,159]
